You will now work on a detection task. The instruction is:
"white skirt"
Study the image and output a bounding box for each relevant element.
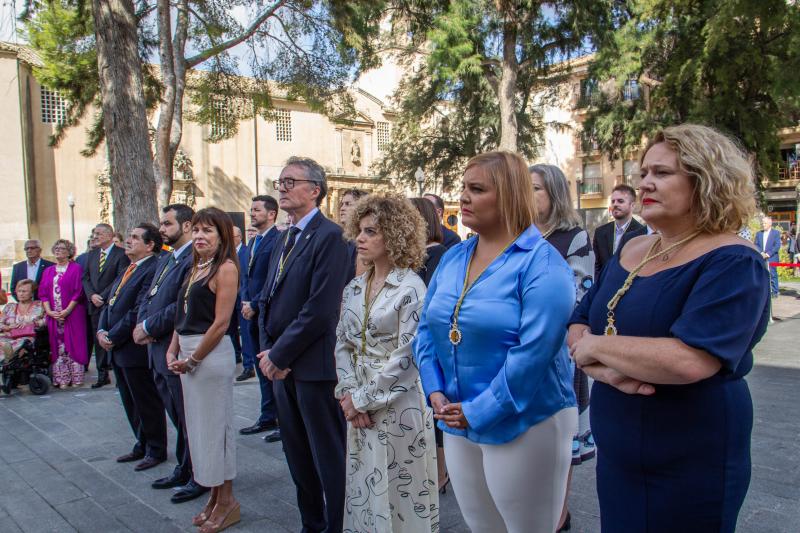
[178,334,236,487]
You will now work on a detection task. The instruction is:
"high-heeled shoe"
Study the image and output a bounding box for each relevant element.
[438,474,451,494]
[192,496,217,527]
[557,511,571,532]
[199,502,240,533]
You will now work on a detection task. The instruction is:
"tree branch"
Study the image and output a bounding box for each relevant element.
[185,0,287,68]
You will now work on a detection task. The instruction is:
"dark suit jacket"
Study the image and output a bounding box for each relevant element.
[442,225,461,250]
[755,229,782,263]
[83,245,131,316]
[99,256,157,368]
[592,218,644,279]
[240,226,280,305]
[616,225,649,255]
[137,250,193,375]
[10,258,54,300]
[257,211,349,381]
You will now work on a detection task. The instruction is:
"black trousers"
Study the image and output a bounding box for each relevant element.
[90,313,110,373]
[274,376,346,533]
[114,365,167,460]
[153,371,192,481]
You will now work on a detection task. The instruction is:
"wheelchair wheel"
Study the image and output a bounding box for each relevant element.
[29,373,50,395]
[1,373,11,395]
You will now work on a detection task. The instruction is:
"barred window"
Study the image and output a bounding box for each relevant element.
[622,79,640,101]
[377,121,391,151]
[210,100,229,138]
[275,109,292,142]
[41,88,67,124]
[623,160,640,188]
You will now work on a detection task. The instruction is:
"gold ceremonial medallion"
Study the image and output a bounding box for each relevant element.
[449,326,462,346]
[150,286,158,296]
[605,324,617,336]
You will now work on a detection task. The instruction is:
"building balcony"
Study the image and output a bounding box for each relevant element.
[763,166,800,188]
[580,177,604,197]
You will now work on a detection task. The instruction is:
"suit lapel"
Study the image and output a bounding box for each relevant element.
[271,212,323,296]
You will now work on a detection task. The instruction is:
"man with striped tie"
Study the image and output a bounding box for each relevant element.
[83,223,130,388]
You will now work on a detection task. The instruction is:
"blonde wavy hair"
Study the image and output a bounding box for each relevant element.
[642,124,756,234]
[344,193,427,271]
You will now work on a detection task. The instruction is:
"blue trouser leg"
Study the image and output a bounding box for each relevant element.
[240,316,256,370]
[769,266,779,295]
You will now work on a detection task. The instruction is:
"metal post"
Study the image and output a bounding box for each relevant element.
[67,193,76,244]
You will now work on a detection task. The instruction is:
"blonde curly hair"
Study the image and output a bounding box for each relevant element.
[344,193,427,271]
[642,124,756,234]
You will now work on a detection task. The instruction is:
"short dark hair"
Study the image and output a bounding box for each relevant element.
[612,184,637,201]
[423,192,445,211]
[252,195,279,213]
[136,223,163,252]
[163,203,195,225]
[410,197,444,244]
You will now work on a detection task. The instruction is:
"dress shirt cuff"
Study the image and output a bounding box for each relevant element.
[141,320,150,336]
[418,363,446,406]
[351,390,370,413]
[462,387,507,434]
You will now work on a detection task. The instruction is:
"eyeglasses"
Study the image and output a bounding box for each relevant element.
[272,178,317,191]
[24,246,40,251]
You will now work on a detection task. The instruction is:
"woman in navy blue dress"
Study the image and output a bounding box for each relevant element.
[568,124,770,533]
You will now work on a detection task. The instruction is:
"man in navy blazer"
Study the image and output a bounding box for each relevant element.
[83,223,131,388]
[755,216,782,297]
[10,240,54,301]
[239,195,281,440]
[132,204,207,503]
[257,157,349,533]
[97,223,166,472]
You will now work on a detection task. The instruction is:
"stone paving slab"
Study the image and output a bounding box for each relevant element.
[0,292,797,532]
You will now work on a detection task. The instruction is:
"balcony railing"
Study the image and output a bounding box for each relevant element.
[778,165,800,181]
[580,177,604,196]
[580,135,600,154]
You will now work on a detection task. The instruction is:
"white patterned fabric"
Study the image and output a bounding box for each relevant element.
[335,268,439,533]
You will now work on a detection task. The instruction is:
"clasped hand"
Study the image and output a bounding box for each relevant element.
[167,353,190,374]
[257,350,291,380]
[339,393,373,429]
[132,323,155,345]
[430,392,468,430]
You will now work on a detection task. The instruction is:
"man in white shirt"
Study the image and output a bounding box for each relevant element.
[10,239,54,301]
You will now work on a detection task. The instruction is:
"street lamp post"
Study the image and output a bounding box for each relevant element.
[575,173,583,210]
[415,167,425,196]
[67,193,76,245]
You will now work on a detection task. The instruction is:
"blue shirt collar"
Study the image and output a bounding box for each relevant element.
[173,240,193,260]
[291,207,319,233]
[511,224,542,251]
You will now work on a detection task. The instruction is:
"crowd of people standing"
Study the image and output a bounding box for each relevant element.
[0,122,776,533]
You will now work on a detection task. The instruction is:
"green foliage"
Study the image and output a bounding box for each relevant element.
[379,0,614,191]
[586,0,800,184]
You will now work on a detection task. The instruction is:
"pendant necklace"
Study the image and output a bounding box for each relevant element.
[183,258,214,314]
[359,270,385,364]
[605,232,699,335]
[449,236,517,346]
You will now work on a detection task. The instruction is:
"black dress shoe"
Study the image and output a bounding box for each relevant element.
[91,375,111,389]
[152,473,189,489]
[134,456,165,471]
[263,428,282,443]
[239,420,277,435]
[235,368,255,382]
[116,451,145,463]
[171,480,209,504]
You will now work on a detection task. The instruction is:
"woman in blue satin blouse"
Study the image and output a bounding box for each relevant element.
[414,151,577,533]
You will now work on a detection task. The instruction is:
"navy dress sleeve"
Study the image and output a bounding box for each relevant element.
[669,250,769,375]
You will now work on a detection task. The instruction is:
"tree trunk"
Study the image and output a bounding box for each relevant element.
[498,18,519,152]
[153,0,189,208]
[92,0,158,232]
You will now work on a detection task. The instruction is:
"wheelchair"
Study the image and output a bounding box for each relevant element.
[1,326,52,395]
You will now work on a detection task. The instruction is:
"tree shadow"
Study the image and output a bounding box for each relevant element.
[207,166,256,214]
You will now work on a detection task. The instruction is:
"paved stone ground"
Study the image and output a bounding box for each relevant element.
[0,287,797,532]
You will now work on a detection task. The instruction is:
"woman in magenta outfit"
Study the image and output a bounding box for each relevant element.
[38,239,89,388]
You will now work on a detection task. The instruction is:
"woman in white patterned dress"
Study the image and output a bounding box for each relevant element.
[335,193,439,533]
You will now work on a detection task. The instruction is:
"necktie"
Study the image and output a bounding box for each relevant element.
[99,250,107,273]
[109,263,137,306]
[272,227,301,295]
[249,234,263,270]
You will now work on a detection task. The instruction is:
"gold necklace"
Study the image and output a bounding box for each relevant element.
[182,261,212,314]
[359,271,385,363]
[449,236,517,345]
[605,232,700,335]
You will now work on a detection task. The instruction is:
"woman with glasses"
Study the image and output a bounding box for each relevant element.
[38,239,89,388]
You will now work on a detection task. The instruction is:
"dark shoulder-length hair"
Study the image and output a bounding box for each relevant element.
[191,207,240,283]
[410,197,444,244]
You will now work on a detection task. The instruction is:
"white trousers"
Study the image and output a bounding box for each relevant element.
[444,407,577,533]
